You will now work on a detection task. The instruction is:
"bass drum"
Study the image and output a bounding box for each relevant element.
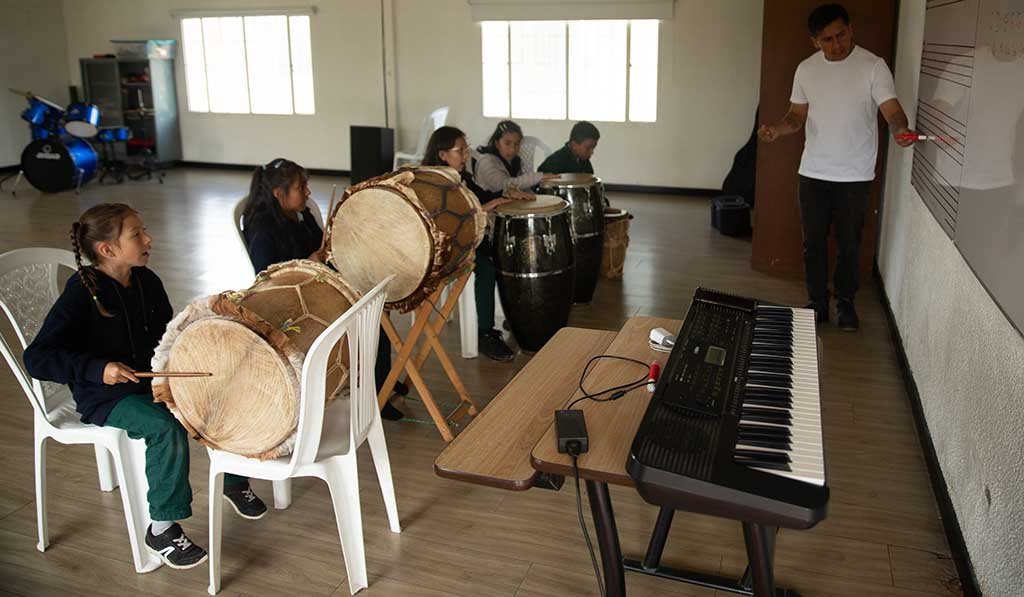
[20,138,98,193]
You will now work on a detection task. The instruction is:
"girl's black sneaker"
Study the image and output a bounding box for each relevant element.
[145,523,208,569]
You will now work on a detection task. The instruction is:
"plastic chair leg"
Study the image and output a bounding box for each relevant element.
[208,469,225,595]
[34,433,48,553]
[367,421,401,533]
[459,273,478,359]
[325,459,368,595]
[272,479,292,510]
[114,435,161,573]
[95,444,118,492]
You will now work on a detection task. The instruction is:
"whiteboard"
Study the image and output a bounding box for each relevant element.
[912,0,1024,334]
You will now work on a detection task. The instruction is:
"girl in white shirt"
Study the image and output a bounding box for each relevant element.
[474,120,557,192]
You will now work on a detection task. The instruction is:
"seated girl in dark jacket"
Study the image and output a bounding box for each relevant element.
[241,158,406,419]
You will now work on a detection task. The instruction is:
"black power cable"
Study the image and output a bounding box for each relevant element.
[562,354,650,597]
[567,443,605,597]
[567,354,650,410]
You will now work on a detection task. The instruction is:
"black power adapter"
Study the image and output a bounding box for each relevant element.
[555,409,589,455]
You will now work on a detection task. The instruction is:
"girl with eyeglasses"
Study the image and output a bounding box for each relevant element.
[423,126,535,361]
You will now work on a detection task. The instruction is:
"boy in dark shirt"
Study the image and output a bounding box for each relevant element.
[539,121,600,174]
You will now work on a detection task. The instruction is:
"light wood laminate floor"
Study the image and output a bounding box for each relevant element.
[0,169,958,596]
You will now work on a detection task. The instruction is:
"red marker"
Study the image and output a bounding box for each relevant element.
[647,362,661,392]
[897,132,946,142]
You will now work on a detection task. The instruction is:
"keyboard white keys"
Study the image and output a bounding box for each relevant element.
[736,307,825,487]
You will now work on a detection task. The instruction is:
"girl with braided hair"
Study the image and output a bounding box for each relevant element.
[242,158,407,420]
[24,203,267,570]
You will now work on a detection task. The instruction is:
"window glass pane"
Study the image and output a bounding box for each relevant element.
[181,18,209,112]
[289,16,315,115]
[568,20,627,122]
[202,17,250,113]
[510,21,566,120]
[244,16,293,115]
[629,20,659,122]
[481,21,509,118]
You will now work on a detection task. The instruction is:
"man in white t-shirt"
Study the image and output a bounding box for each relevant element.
[759,3,915,331]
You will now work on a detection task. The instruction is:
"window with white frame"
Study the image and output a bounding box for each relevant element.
[180,15,315,115]
[481,20,658,122]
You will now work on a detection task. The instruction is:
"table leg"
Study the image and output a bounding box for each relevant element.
[742,522,778,597]
[585,480,626,597]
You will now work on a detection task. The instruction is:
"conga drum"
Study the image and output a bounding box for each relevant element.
[493,196,575,352]
[325,168,485,312]
[538,174,605,303]
[151,260,360,460]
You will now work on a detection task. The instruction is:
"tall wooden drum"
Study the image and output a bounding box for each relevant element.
[151,260,359,460]
[538,174,605,303]
[493,196,575,352]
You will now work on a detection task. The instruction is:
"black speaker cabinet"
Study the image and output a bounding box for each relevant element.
[350,125,394,185]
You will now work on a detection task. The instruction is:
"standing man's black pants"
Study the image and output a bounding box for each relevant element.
[797,176,870,305]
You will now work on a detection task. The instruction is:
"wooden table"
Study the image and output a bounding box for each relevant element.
[434,316,680,596]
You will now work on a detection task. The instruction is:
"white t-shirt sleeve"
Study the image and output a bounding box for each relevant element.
[790,63,808,104]
[870,59,898,105]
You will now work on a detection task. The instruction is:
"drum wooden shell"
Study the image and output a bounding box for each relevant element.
[151,260,359,460]
[325,168,484,312]
[538,174,605,303]
[493,199,575,352]
[400,166,486,276]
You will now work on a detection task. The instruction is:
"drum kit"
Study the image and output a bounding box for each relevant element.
[149,164,614,454]
[9,88,135,194]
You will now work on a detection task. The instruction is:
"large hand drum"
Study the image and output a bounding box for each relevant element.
[151,260,360,460]
[325,168,484,312]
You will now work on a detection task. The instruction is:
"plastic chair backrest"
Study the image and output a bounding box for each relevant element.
[520,135,552,172]
[0,248,78,417]
[413,106,449,157]
[288,275,393,471]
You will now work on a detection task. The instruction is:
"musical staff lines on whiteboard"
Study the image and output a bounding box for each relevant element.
[926,0,968,10]
[921,44,974,87]
[912,148,960,237]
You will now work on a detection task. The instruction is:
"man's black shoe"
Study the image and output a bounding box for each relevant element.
[805,301,829,325]
[836,300,859,332]
[223,484,268,520]
[479,329,515,362]
[393,381,409,396]
[145,523,208,570]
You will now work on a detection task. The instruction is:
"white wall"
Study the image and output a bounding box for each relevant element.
[879,1,1024,593]
[59,0,387,170]
[0,0,70,167]
[390,0,763,189]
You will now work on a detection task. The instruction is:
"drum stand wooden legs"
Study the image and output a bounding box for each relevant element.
[378,268,480,442]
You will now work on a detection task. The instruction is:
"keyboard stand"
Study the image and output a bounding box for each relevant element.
[623,507,801,596]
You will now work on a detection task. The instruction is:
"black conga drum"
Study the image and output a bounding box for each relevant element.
[493,196,575,352]
[538,174,605,303]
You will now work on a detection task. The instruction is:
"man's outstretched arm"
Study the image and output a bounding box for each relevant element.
[758,103,809,143]
[880,98,915,147]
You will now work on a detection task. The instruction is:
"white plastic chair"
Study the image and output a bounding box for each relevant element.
[393,106,449,169]
[207,276,400,596]
[233,197,326,276]
[520,135,553,172]
[0,248,161,573]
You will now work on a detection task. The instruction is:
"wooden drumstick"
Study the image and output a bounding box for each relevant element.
[136,372,213,378]
[319,183,338,254]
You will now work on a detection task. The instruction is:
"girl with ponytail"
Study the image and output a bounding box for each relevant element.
[24,203,267,570]
[241,157,324,273]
